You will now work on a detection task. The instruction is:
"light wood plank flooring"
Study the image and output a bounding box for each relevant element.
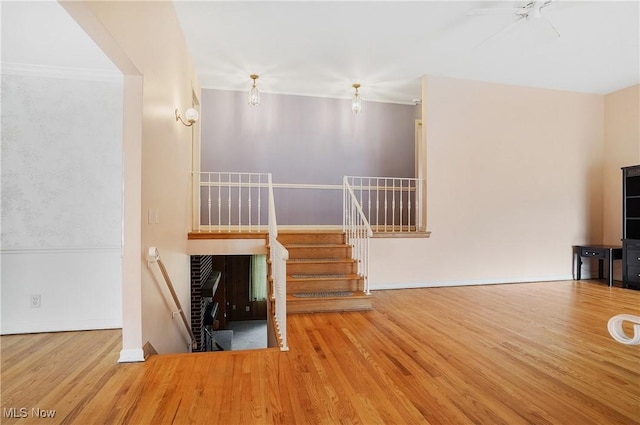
[2,281,639,424]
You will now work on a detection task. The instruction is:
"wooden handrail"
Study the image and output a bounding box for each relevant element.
[148,247,197,350]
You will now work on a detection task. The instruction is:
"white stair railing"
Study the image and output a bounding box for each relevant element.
[267,173,289,351]
[343,177,373,295]
[345,176,424,233]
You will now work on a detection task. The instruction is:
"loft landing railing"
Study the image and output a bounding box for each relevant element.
[191,172,425,234]
[345,176,424,233]
[268,172,289,351]
[192,172,270,233]
[147,247,197,351]
[343,177,373,295]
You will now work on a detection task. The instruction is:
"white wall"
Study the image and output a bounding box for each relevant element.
[603,84,640,281]
[370,76,605,289]
[603,84,640,245]
[65,1,201,355]
[1,73,123,334]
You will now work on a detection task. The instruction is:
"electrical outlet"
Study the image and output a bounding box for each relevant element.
[245,306,250,312]
[30,294,41,308]
[148,208,154,224]
[232,304,236,310]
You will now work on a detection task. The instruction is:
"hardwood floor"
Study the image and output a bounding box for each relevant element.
[2,281,639,424]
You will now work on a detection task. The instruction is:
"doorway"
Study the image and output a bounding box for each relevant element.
[200,255,267,351]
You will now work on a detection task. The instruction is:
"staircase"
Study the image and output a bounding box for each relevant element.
[277,231,373,313]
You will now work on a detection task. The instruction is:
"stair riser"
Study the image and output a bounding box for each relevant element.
[286,279,362,294]
[287,246,351,259]
[287,297,372,314]
[278,233,345,245]
[287,262,356,275]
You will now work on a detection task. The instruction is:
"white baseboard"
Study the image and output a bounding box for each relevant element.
[370,275,574,290]
[118,348,145,363]
[1,320,122,335]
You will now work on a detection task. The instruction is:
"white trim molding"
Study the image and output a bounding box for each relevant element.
[370,275,574,290]
[0,246,121,255]
[1,62,122,82]
[118,348,145,363]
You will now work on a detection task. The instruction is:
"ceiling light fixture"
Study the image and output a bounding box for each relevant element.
[175,108,199,127]
[351,83,362,114]
[248,74,260,106]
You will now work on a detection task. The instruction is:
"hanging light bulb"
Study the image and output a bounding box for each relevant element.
[248,74,260,106]
[351,83,362,114]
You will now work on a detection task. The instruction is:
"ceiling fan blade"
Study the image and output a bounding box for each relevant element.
[473,16,527,49]
[539,0,556,11]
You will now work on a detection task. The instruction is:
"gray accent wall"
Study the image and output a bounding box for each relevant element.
[201,89,418,225]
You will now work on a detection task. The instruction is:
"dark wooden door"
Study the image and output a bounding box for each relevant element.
[226,255,252,321]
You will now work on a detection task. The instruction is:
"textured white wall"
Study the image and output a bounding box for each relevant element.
[1,73,123,334]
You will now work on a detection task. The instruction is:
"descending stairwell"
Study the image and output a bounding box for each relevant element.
[277,231,373,313]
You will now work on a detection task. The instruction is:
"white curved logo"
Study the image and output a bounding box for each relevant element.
[607,314,640,345]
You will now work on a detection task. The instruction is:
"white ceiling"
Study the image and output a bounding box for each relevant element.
[1,1,119,76]
[2,1,637,105]
[174,0,640,104]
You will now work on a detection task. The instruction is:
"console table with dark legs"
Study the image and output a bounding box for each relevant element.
[574,245,623,287]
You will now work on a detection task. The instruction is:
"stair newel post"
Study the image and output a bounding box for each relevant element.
[365,231,370,295]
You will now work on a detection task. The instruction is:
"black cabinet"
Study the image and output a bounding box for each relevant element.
[622,165,640,289]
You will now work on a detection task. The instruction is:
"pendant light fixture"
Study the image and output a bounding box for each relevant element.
[351,83,362,114]
[248,74,260,106]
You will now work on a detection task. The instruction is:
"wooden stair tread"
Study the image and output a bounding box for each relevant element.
[275,230,369,313]
[287,258,354,263]
[288,273,360,280]
[287,291,370,300]
[285,243,349,247]
[286,291,373,314]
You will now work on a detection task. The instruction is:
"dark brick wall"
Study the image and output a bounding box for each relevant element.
[190,255,213,352]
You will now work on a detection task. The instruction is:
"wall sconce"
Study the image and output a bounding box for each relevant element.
[175,108,199,127]
[248,74,260,106]
[351,83,362,114]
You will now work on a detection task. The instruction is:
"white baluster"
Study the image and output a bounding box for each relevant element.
[238,174,242,232]
[375,177,380,231]
[392,179,396,232]
[227,173,232,232]
[207,173,212,230]
[384,178,388,232]
[399,179,404,232]
[407,179,412,231]
[248,174,252,232]
[257,174,261,230]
